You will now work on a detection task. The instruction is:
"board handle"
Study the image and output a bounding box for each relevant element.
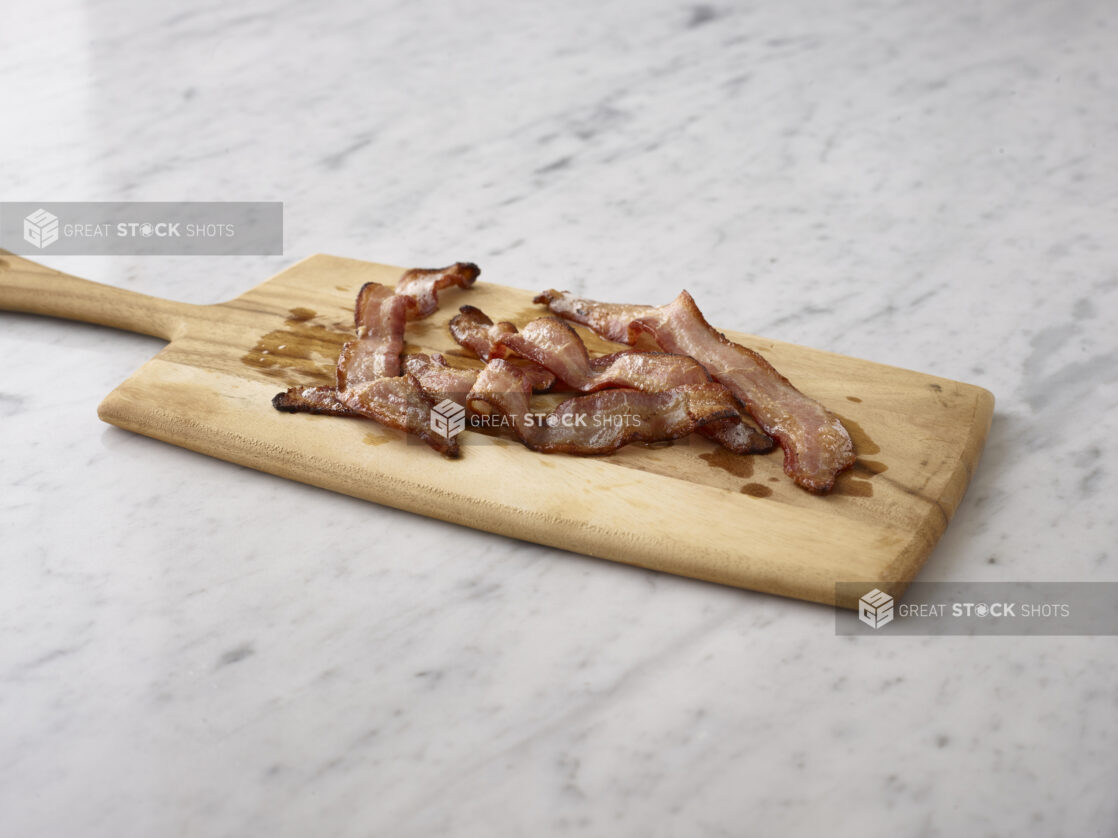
[0,249,202,341]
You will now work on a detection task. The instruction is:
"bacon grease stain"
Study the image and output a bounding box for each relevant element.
[835,471,874,497]
[241,308,350,386]
[285,307,317,323]
[699,449,754,478]
[740,483,772,498]
[857,459,888,475]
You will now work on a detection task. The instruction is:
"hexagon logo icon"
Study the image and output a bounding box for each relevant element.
[430,398,466,439]
[24,208,59,249]
[858,588,894,629]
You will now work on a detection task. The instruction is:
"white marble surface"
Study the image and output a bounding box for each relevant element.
[2,0,1117,835]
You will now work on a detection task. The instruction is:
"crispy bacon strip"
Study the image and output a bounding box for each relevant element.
[448,305,516,360]
[584,352,772,454]
[341,375,459,456]
[535,289,855,492]
[402,353,478,407]
[272,375,458,456]
[273,353,475,418]
[345,263,478,380]
[395,262,480,320]
[466,359,739,455]
[274,264,478,456]
[273,385,353,416]
[448,306,556,391]
[348,283,409,379]
[487,316,771,454]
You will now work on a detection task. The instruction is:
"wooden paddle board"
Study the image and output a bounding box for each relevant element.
[0,251,994,608]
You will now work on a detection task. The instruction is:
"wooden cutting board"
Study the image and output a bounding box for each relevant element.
[0,251,994,608]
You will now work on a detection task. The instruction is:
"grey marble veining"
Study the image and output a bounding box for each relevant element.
[2,0,1117,835]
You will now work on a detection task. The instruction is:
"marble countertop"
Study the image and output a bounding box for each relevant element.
[2,0,1116,835]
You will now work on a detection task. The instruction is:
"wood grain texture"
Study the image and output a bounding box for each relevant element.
[0,251,994,607]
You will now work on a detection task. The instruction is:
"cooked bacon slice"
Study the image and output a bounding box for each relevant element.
[448,306,556,391]
[491,316,771,454]
[466,359,740,455]
[344,264,478,380]
[702,418,773,455]
[448,305,516,360]
[274,354,474,418]
[349,283,409,379]
[332,316,459,456]
[343,375,459,456]
[532,291,652,345]
[402,353,478,407]
[273,385,354,416]
[395,262,480,319]
[535,289,855,492]
[272,374,458,456]
[274,264,478,456]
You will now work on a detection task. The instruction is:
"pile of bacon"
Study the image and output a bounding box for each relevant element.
[273,263,856,492]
